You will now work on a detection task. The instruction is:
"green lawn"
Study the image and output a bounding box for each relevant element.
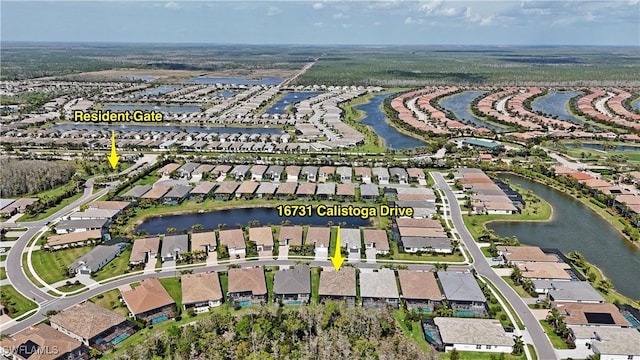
[31,247,93,284]
[1,237,19,242]
[392,310,433,355]
[18,191,83,222]
[92,247,132,281]
[389,241,465,262]
[90,289,129,317]
[0,255,6,261]
[159,277,182,312]
[539,320,569,349]
[265,267,276,303]
[0,285,37,318]
[441,351,524,360]
[22,252,43,287]
[501,276,534,298]
[482,277,525,331]
[527,344,538,360]
[0,267,6,280]
[56,283,86,293]
[311,267,320,304]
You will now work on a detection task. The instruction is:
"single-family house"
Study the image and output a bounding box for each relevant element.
[163,185,192,205]
[318,166,335,182]
[273,265,311,305]
[227,267,267,306]
[336,167,352,183]
[266,165,284,182]
[278,226,303,246]
[190,231,217,254]
[181,272,223,313]
[389,167,408,184]
[250,165,268,181]
[249,226,274,254]
[50,301,135,351]
[213,181,240,200]
[285,165,301,182]
[354,167,372,184]
[372,167,390,184]
[359,184,379,202]
[432,318,513,353]
[219,229,246,259]
[230,165,251,180]
[398,270,442,312]
[160,234,188,262]
[318,267,357,306]
[359,269,400,309]
[301,166,318,182]
[68,243,127,275]
[438,271,487,317]
[129,237,160,266]
[0,324,89,360]
[121,278,176,324]
[362,229,390,255]
[316,182,336,200]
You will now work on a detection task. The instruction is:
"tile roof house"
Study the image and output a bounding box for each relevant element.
[498,246,559,264]
[275,181,297,200]
[278,226,303,246]
[50,301,135,351]
[122,185,152,200]
[359,269,400,309]
[574,327,640,360]
[163,185,192,205]
[46,230,103,250]
[129,237,160,265]
[318,267,357,306]
[437,271,487,317]
[227,267,267,306]
[121,278,176,324]
[285,165,301,182]
[218,229,246,258]
[362,229,390,255]
[190,231,217,254]
[189,181,216,202]
[160,234,189,262]
[546,281,604,303]
[359,184,379,201]
[301,166,318,182]
[553,302,631,327]
[213,181,240,200]
[266,165,284,182]
[0,324,89,360]
[398,270,442,312]
[248,226,274,254]
[181,272,223,313]
[273,265,311,305]
[307,226,330,252]
[433,318,513,353]
[336,167,352,183]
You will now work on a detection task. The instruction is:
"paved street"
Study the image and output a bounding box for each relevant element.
[432,172,558,360]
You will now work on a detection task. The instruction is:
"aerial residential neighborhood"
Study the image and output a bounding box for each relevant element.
[0,1,639,359]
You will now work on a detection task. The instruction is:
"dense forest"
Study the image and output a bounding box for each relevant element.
[115,304,437,360]
[0,159,76,197]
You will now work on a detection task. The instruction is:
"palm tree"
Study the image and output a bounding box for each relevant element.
[510,265,523,285]
[512,335,525,355]
[166,227,177,234]
[546,308,563,331]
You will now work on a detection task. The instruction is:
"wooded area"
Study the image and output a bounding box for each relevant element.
[116,303,437,360]
[0,159,76,197]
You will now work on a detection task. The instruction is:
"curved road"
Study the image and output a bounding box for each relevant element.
[432,172,557,360]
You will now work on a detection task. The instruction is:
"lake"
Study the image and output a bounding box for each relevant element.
[136,207,371,235]
[358,94,427,150]
[488,173,640,299]
[264,92,322,115]
[135,85,181,96]
[103,104,202,113]
[531,91,584,125]
[53,123,283,135]
[439,91,505,132]
[566,143,640,152]
[188,76,284,85]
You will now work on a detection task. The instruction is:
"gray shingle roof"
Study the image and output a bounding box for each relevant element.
[273,265,311,295]
[437,271,486,303]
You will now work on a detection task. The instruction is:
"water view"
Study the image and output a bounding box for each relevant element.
[103,104,202,113]
[53,123,283,134]
[439,91,505,132]
[566,143,640,152]
[136,207,371,235]
[135,85,181,96]
[531,91,584,125]
[488,173,640,299]
[189,76,284,85]
[264,92,322,115]
[358,94,427,150]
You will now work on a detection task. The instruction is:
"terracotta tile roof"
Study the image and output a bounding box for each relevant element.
[249,227,273,247]
[398,270,442,301]
[554,302,631,326]
[181,272,222,305]
[122,278,175,316]
[319,267,356,297]
[362,229,389,251]
[190,231,216,252]
[46,229,102,247]
[0,324,85,360]
[306,227,330,248]
[218,229,245,249]
[228,267,267,296]
[278,226,303,246]
[130,237,160,263]
[50,301,128,340]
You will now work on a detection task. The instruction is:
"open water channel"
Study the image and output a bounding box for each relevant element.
[488,173,640,299]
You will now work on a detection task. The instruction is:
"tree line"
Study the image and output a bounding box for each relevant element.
[0,159,76,197]
[116,303,437,360]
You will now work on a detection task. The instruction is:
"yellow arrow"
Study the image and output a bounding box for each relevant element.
[107,130,119,169]
[330,226,345,271]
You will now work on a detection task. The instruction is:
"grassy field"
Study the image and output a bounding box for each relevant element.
[440,351,524,360]
[311,267,320,303]
[56,283,86,293]
[392,310,433,355]
[31,247,93,284]
[159,277,182,312]
[539,320,569,349]
[0,285,37,318]
[265,267,276,303]
[0,267,6,280]
[562,146,640,164]
[295,47,640,86]
[501,276,534,299]
[92,247,132,281]
[90,289,129,317]
[18,191,83,222]
[389,241,465,262]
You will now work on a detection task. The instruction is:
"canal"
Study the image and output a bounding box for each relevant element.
[136,207,371,235]
[487,173,640,299]
[531,91,584,126]
[438,91,506,132]
[357,94,427,150]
